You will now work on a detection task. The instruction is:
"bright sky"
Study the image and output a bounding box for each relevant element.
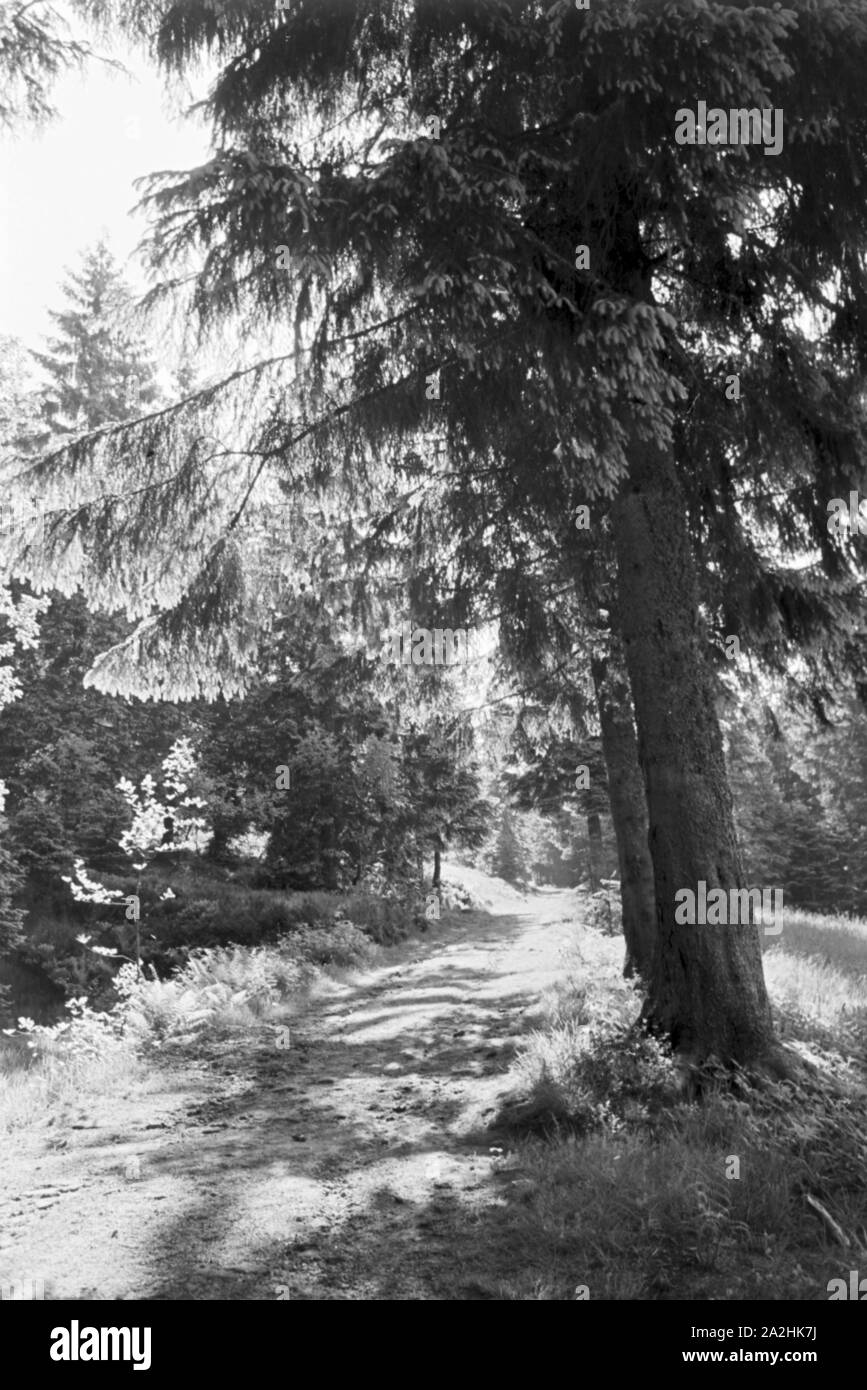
[0,9,213,352]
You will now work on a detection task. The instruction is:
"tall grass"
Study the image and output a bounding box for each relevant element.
[0,1032,141,1134]
[762,908,867,1054]
[495,898,867,1300]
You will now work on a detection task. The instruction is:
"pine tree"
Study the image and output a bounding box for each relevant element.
[31,241,160,437]
[0,252,171,891]
[0,0,90,131]
[819,700,867,915]
[0,587,48,983]
[400,723,490,889]
[0,803,24,956]
[19,0,867,1069]
[0,336,41,458]
[490,806,527,889]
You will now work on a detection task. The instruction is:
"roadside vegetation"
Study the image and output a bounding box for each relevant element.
[489,903,867,1301]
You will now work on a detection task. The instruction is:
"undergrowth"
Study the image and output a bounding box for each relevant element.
[0,909,377,1131]
[490,902,867,1300]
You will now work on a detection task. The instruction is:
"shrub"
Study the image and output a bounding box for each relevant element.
[4,993,124,1064]
[282,919,374,968]
[339,890,410,945]
[520,1020,678,1135]
[587,882,621,935]
[438,879,476,911]
[118,948,311,1046]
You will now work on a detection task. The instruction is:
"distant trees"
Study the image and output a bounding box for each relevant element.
[0,335,41,467]
[195,605,490,892]
[0,246,181,892]
[30,240,160,439]
[0,581,49,1007]
[725,691,867,918]
[0,793,24,958]
[399,724,490,889]
[0,588,194,889]
[489,807,527,889]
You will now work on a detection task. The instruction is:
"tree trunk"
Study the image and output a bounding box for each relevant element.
[206,816,232,863]
[612,436,778,1067]
[591,647,657,982]
[432,845,441,888]
[322,816,339,890]
[586,812,603,891]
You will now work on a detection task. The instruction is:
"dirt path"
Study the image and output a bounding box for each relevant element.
[1,874,579,1301]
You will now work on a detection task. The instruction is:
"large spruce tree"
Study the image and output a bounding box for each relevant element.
[11,0,867,1069]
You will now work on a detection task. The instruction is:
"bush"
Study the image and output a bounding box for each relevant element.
[587,882,621,935]
[438,880,476,911]
[282,919,374,968]
[119,886,326,955]
[338,890,411,945]
[521,1020,678,1135]
[118,948,311,1046]
[14,933,123,1011]
[6,843,416,1027]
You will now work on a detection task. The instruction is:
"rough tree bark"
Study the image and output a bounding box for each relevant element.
[612,435,779,1068]
[586,812,603,891]
[591,646,657,982]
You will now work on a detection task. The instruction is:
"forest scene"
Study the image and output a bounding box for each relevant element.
[1,0,867,1324]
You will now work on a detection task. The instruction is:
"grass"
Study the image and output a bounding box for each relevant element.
[5,886,864,1300]
[0,895,382,1134]
[761,908,867,1056]
[0,1032,143,1134]
[0,863,468,1133]
[491,900,867,1300]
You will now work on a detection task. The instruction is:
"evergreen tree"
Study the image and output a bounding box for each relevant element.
[0,792,24,957]
[23,1,867,1069]
[0,582,48,1003]
[0,251,174,892]
[0,336,40,459]
[31,240,160,438]
[819,700,867,914]
[0,0,90,131]
[490,806,527,889]
[399,722,490,888]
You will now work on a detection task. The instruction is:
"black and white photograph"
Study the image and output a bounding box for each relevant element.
[1,0,866,1352]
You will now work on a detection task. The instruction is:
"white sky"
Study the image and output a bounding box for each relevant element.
[0,11,213,352]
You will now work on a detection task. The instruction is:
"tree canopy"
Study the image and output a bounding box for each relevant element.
[7,0,867,1065]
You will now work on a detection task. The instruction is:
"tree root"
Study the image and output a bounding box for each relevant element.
[672,1041,854,1103]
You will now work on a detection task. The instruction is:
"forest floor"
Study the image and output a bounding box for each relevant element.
[1,868,582,1300]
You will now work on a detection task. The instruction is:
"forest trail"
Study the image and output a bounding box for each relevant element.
[1,872,580,1301]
